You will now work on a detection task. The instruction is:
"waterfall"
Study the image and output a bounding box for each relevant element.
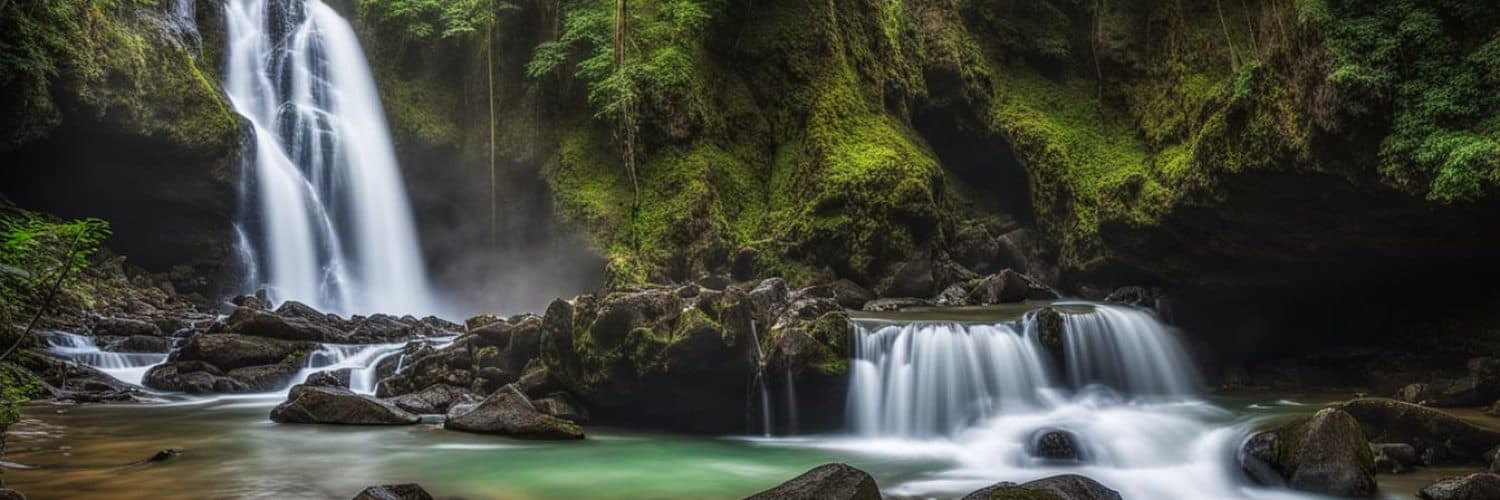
[40,332,169,387]
[224,0,436,316]
[846,303,1199,438]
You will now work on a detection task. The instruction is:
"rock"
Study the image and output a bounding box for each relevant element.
[1431,358,1500,407]
[514,360,562,399]
[0,488,26,500]
[731,247,761,281]
[935,283,970,307]
[270,385,419,425]
[143,361,226,393]
[173,333,314,370]
[1397,383,1432,404]
[225,364,300,392]
[101,335,171,353]
[675,283,701,298]
[1029,429,1082,461]
[231,292,269,310]
[772,297,840,330]
[746,463,880,500]
[305,370,349,389]
[967,270,1031,304]
[799,279,875,309]
[1373,443,1420,474]
[374,344,475,398]
[352,484,434,500]
[749,278,791,325]
[387,384,476,414]
[223,306,345,342]
[1418,473,1500,500]
[444,385,584,439]
[1335,398,1500,465]
[861,297,934,312]
[1033,307,1065,365]
[1240,408,1376,497]
[1103,286,1153,308]
[963,474,1122,500]
[465,314,503,331]
[93,317,161,337]
[1488,400,1500,417]
[881,256,936,299]
[696,275,731,291]
[533,393,589,423]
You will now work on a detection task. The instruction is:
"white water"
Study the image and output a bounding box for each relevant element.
[224,0,436,316]
[835,303,1314,499]
[40,332,169,386]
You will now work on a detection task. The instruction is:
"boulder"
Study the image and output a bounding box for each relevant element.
[173,333,314,371]
[1397,383,1432,404]
[880,256,936,299]
[101,335,171,353]
[1030,429,1082,461]
[374,344,475,398]
[963,474,1122,500]
[444,385,584,439]
[749,278,791,326]
[1431,358,1500,407]
[387,384,476,415]
[1373,443,1419,474]
[746,463,880,500]
[352,484,434,500]
[798,279,875,310]
[533,393,589,424]
[270,385,419,425]
[0,489,26,500]
[142,361,227,393]
[225,364,300,392]
[861,298,934,312]
[773,297,841,330]
[223,305,345,342]
[1103,286,1153,308]
[1418,473,1500,500]
[304,370,350,389]
[1240,408,1376,497]
[93,317,161,337]
[1335,398,1500,465]
[966,270,1038,305]
[935,283,970,307]
[1488,400,1500,417]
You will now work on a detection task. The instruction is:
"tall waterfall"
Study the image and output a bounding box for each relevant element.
[224,0,435,316]
[847,303,1201,438]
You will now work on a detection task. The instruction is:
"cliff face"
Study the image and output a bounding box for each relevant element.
[357,0,1500,293]
[0,0,243,296]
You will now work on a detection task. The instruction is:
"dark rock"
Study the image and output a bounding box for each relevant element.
[93,317,161,337]
[225,364,299,392]
[101,335,171,353]
[1103,286,1153,308]
[465,314,503,331]
[967,270,1031,304]
[514,360,562,399]
[1033,307,1065,365]
[387,384,476,414]
[696,275,732,291]
[1487,400,1500,417]
[1335,398,1500,465]
[935,283,970,307]
[374,344,475,398]
[1431,358,1500,407]
[963,474,1122,500]
[860,297,934,312]
[173,333,314,370]
[271,385,419,425]
[588,289,683,350]
[533,393,589,423]
[746,463,880,500]
[799,279,874,309]
[0,488,26,500]
[352,484,434,500]
[305,370,350,389]
[1418,473,1500,500]
[143,361,225,393]
[773,297,840,330]
[1030,429,1082,461]
[1397,383,1432,404]
[749,278,791,325]
[881,256,936,299]
[444,385,584,439]
[231,292,269,310]
[1373,443,1419,474]
[1240,408,1376,497]
[731,247,761,281]
[224,306,344,342]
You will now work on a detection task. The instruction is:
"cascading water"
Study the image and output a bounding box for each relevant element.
[40,332,169,387]
[224,0,436,316]
[838,303,1313,499]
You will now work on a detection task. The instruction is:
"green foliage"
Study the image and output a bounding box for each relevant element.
[0,213,110,331]
[1312,0,1500,201]
[0,362,43,427]
[357,0,515,40]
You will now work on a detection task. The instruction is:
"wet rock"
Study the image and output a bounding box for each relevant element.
[271,385,419,425]
[1397,383,1432,404]
[101,335,171,353]
[1431,358,1500,407]
[231,292,269,310]
[533,393,589,423]
[305,370,349,389]
[861,297,934,312]
[225,364,299,392]
[963,474,1122,500]
[1418,473,1500,500]
[749,278,791,325]
[880,256,936,299]
[172,333,314,370]
[1373,443,1419,474]
[1033,307,1066,366]
[798,279,874,309]
[935,283,971,307]
[1335,398,1500,465]
[387,384,476,414]
[93,317,161,337]
[465,314,503,331]
[1240,408,1376,497]
[588,289,683,349]
[0,488,26,500]
[224,306,344,342]
[746,463,880,500]
[444,385,584,439]
[773,297,840,330]
[142,361,226,393]
[374,344,475,398]
[352,483,434,500]
[696,275,731,291]
[1103,286,1154,308]
[513,360,562,399]
[966,270,1031,304]
[1030,429,1082,461]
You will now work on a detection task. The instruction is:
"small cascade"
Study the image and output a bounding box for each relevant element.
[1056,305,1201,396]
[748,319,773,437]
[291,338,451,394]
[40,332,169,386]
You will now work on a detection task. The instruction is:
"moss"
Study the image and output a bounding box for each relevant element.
[800,311,850,376]
[0,361,44,426]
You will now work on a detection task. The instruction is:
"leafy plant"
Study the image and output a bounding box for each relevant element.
[0,213,110,349]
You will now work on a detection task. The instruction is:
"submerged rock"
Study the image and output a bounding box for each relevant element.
[444,385,583,439]
[1029,429,1082,462]
[1335,398,1500,465]
[386,384,476,415]
[1418,473,1500,500]
[963,474,1122,500]
[270,385,419,425]
[746,463,880,500]
[1372,442,1420,474]
[352,484,434,500]
[1240,408,1376,497]
[172,333,314,371]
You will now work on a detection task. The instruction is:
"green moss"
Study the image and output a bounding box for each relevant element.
[0,362,44,426]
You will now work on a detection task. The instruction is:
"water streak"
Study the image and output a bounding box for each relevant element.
[40,332,169,386]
